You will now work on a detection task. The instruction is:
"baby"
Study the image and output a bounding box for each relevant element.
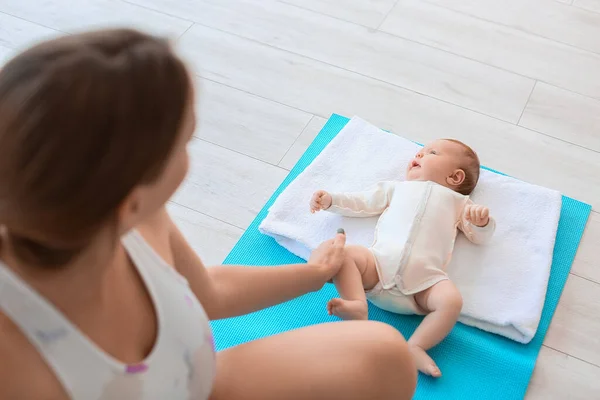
[310,139,495,378]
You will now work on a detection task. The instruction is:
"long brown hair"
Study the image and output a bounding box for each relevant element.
[0,29,191,267]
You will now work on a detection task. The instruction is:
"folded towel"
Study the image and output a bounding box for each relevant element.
[259,116,562,344]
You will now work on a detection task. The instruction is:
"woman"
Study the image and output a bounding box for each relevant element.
[0,29,417,399]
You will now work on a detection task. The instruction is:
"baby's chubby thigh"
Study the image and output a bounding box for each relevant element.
[413,279,463,316]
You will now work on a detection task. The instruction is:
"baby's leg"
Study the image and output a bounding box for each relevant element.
[409,280,463,378]
[327,245,379,321]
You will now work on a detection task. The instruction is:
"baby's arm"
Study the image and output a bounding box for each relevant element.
[311,181,394,218]
[457,200,496,245]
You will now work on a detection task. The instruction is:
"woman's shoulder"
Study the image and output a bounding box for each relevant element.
[134,207,176,267]
[0,311,70,399]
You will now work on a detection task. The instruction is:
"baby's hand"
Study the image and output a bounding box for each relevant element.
[465,204,490,227]
[310,190,333,213]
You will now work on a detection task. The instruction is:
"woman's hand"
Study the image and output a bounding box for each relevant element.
[308,230,347,283]
[310,190,333,213]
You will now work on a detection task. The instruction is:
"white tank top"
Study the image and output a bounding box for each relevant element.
[0,230,216,400]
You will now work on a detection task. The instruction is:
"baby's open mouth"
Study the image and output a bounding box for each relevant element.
[410,160,421,169]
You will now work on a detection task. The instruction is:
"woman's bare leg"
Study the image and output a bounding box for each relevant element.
[409,280,463,378]
[210,321,417,400]
[327,245,379,320]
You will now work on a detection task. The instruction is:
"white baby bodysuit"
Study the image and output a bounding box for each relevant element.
[328,180,495,297]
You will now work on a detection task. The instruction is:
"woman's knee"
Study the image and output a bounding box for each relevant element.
[355,322,417,399]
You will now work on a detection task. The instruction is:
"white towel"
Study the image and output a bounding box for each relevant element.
[260,116,561,344]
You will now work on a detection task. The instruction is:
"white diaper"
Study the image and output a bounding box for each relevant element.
[365,244,449,316]
[366,281,428,315]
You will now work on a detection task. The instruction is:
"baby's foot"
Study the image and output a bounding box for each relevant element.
[408,344,442,378]
[327,298,368,320]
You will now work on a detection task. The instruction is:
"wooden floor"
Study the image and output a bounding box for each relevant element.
[1,0,599,397]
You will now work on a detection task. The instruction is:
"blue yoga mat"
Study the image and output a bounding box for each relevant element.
[210,114,591,399]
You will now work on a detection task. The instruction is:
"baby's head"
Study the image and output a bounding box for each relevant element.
[406,139,480,195]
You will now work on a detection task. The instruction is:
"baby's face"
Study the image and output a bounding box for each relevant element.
[406,139,465,188]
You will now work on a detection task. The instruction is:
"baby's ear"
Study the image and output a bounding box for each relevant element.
[447,169,466,187]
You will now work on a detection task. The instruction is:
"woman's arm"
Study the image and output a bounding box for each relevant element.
[138,208,345,320]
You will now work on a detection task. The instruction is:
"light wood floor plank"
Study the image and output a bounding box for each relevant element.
[0,11,60,49]
[178,24,600,209]
[0,0,192,38]
[570,211,600,284]
[134,0,534,123]
[3,0,599,395]
[380,0,600,101]
[279,116,328,170]
[172,138,288,229]
[574,0,600,13]
[545,274,600,367]
[195,78,312,164]
[519,82,600,151]
[167,202,243,266]
[423,0,600,54]
[278,0,398,28]
[527,346,600,399]
[0,44,13,64]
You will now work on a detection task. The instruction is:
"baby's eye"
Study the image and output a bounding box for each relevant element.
[429,150,438,155]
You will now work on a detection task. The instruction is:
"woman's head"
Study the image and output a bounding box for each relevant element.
[0,29,195,267]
